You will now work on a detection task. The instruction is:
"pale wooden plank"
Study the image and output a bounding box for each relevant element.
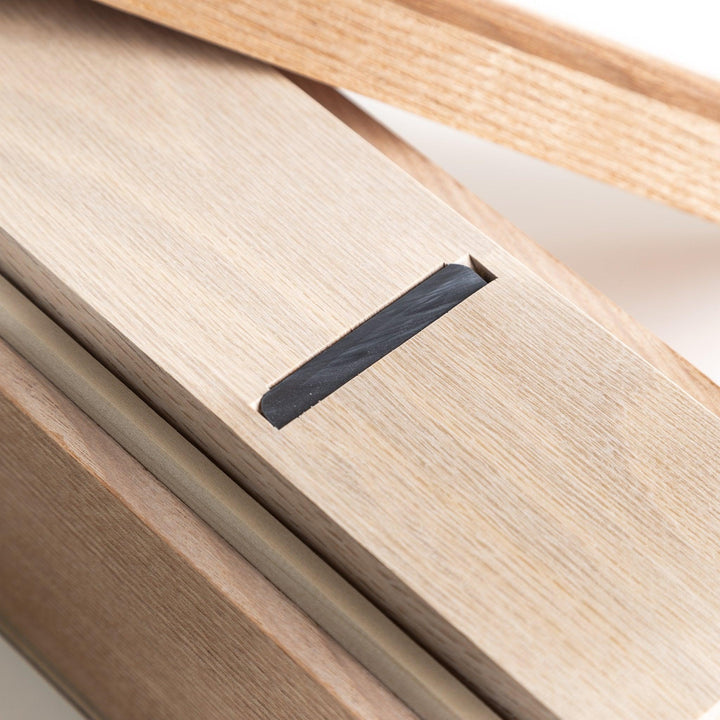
[2,3,720,720]
[293,75,720,418]
[95,0,720,222]
[0,338,420,720]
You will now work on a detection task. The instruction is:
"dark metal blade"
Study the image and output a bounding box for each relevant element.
[260,263,488,428]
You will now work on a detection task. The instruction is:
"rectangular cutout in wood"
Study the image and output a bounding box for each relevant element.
[260,261,492,428]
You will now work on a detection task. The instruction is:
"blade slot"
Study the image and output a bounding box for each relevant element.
[260,263,491,428]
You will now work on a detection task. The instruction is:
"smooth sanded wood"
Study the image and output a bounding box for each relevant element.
[294,75,720,419]
[9,66,718,720]
[2,3,720,719]
[95,0,720,223]
[0,339,420,720]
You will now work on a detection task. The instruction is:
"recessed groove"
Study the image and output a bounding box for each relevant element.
[260,262,492,428]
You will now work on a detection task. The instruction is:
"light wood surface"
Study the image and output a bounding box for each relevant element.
[294,75,720,418]
[8,36,713,720]
[0,276,494,720]
[2,3,720,720]
[0,338,420,720]
[96,0,720,223]
[398,0,720,123]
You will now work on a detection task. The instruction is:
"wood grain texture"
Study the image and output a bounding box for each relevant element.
[95,0,720,222]
[2,3,720,720]
[0,275,493,720]
[0,338,419,720]
[291,75,720,418]
[397,0,720,123]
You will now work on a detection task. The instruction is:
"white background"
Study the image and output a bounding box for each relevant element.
[3,2,719,715]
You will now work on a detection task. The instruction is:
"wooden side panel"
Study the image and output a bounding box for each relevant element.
[0,338,418,720]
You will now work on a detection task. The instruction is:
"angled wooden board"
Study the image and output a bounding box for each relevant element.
[95,0,720,223]
[1,3,720,720]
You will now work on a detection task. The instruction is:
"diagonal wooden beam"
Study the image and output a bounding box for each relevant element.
[396,0,720,123]
[97,0,720,223]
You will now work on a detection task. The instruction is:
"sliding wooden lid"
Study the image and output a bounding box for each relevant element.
[2,3,719,720]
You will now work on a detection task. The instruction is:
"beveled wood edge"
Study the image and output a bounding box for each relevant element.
[0,273,497,720]
[96,0,720,223]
